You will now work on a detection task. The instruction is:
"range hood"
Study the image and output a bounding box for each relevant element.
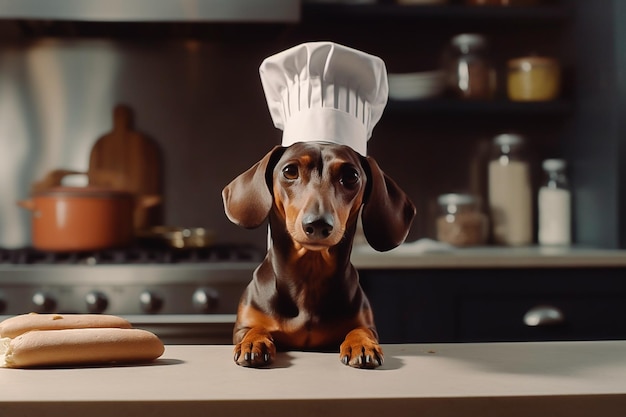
[0,0,300,23]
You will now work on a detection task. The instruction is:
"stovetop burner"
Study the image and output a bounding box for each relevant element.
[0,245,264,265]
[0,243,262,324]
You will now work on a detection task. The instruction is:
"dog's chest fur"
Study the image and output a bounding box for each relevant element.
[246,249,360,348]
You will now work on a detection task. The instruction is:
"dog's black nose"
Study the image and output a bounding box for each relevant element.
[302,215,334,240]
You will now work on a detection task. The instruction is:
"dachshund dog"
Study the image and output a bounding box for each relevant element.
[222,142,415,368]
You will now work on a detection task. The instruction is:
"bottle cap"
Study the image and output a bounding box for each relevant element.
[451,34,487,49]
[493,133,524,147]
[542,158,566,172]
[437,193,477,206]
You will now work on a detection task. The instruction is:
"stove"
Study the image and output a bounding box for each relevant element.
[0,245,263,344]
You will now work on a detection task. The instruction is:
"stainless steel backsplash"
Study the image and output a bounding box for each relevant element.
[0,38,280,248]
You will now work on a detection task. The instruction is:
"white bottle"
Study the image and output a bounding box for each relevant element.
[488,133,533,246]
[538,159,571,246]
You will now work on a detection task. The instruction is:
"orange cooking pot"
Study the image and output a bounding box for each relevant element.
[18,187,158,252]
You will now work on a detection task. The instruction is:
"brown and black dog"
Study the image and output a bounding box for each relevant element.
[222,142,415,368]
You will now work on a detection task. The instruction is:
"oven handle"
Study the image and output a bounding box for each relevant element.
[121,314,237,326]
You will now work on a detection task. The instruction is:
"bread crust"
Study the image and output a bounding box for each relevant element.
[0,313,132,339]
[3,328,165,368]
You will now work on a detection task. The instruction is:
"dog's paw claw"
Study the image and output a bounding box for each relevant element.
[233,337,276,368]
[340,347,383,369]
[339,331,384,369]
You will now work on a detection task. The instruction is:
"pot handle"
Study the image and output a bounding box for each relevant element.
[17,200,36,211]
[32,169,85,192]
[136,195,161,209]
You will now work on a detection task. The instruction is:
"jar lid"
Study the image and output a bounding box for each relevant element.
[493,133,525,146]
[542,158,566,172]
[451,33,487,48]
[437,193,477,206]
[508,56,559,69]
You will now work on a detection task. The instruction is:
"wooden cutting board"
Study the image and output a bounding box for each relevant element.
[88,105,163,230]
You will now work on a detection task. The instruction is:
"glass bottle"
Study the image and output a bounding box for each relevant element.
[445,33,496,100]
[436,193,488,247]
[488,133,533,246]
[538,159,571,246]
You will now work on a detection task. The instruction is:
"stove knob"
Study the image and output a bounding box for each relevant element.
[139,290,163,314]
[32,291,57,313]
[85,291,108,314]
[192,287,219,313]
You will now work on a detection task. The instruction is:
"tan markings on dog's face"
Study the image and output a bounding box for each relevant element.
[272,143,366,252]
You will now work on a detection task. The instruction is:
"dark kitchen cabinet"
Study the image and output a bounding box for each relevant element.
[360,268,626,343]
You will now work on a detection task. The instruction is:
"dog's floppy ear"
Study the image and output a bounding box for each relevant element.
[222,146,285,229]
[360,155,416,252]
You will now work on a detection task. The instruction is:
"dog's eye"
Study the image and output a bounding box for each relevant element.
[340,166,360,186]
[282,164,299,180]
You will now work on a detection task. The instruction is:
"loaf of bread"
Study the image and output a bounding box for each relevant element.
[0,313,132,339]
[0,313,164,368]
[2,328,165,368]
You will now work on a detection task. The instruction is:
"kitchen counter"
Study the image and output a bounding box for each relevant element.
[2,342,626,417]
[351,243,626,269]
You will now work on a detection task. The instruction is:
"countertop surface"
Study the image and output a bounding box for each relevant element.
[2,341,626,417]
[351,243,626,269]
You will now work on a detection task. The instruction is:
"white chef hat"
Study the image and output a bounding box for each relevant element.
[259,41,388,156]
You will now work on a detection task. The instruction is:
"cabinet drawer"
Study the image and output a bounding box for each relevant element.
[457,295,626,342]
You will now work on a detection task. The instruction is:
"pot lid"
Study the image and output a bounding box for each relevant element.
[508,56,559,69]
[33,186,134,199]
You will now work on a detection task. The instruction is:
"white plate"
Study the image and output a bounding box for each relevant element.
[388,70,446,100]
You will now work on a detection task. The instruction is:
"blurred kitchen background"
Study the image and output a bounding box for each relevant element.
[2,0,626,345]
[0,0,597,249]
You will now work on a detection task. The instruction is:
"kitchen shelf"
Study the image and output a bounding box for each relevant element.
[386,98,573,116]
[301,3,572,22]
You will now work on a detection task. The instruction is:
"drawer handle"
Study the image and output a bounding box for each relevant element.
[523,305,565,327]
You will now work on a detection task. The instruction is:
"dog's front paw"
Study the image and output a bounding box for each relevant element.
[339,328,384,369]
[233,329,276,367]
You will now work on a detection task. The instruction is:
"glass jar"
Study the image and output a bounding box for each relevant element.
[445,34,496,100]
[488,133,533,246]
[538,159,571,246]
[507,56,561,101]
[436,193,488,247]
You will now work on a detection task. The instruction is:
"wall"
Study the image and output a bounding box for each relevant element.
[0,38,282,248]
[0,10,572,250]
[0,35,434,250]
[565,0,626,248]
